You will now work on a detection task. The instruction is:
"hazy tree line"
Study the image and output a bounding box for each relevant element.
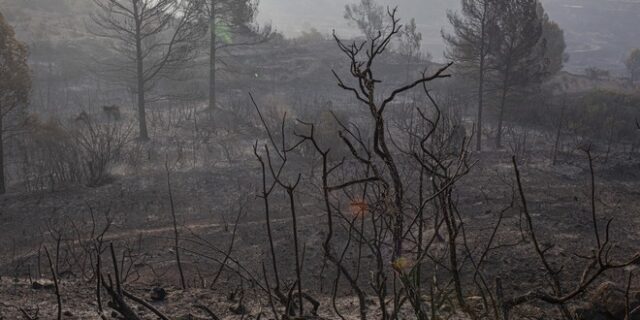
[0,0,272,193]
[0,10,30,194]
[0,0,638,194]
[442,0,567,151]
[1,1,640,318]
[88,0,269,141]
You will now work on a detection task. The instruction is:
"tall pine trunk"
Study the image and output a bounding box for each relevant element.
[134,2,148,141]
[136,54,148,140]
[496,63,511,149]
[477,53,485,151]
[209,0,216,112]
[476,3,489,152]
[0,114,5,195]
[496,88,509,149]
[551,97,566,165]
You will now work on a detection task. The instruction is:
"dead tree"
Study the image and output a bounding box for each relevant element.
[100,243,171,320]
[251,98,307,317]
[44,247,62,320]
[332,6,451,261]
[165,157,186,289]
[90,0,205,140]
[247,8,471,320]
[501,155,640,319]
[195,0,270,112]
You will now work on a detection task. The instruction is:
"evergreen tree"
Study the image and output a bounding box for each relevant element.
[443,0,499,151]
[538,2,568,77]
[197,0,267,112]
[344,0,385,40]
[490,0,544,148]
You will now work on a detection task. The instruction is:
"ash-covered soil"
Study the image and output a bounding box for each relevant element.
[1,149,639,319]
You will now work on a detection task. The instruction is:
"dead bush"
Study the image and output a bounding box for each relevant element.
[19,112,132,190]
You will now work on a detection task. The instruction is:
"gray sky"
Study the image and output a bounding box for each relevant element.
[257,0,640,72]
[257,0,451,36]
[257,0,454,60]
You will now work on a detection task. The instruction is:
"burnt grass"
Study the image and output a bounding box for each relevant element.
[1,39,640,320]
[0,141,639,319]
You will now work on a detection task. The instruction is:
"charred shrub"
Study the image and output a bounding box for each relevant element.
[19,113,132,190]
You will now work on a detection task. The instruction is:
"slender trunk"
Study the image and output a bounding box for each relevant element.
[47,62,52,110]
[552,97,566,165]
[477,56,485,152]
[522,128,529,158]
[496,88,507,149]
[134,3,149,141]
[376,117,404,259]
[96,248,103,315]
[416,167,425,293]
[136,55,148,140]
[605,126,615,164]
[496,66,511,149]
[443,192,466,311]
[369,91,403,260]
[260,170,281,293]
[45,247,62,320]
[0,115,5,195]
[287,188,304,316]
[477,4,488,152]
[166,162,186,289]
[209,0,216,113]
[496,278,509,320]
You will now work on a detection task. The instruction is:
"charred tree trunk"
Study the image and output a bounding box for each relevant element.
[166,161,186,289]
[476,4,488,152]
[496,63,511,149]
[477,56,486,152]
[374,113,404,259]
[552,97,566,165]
[209,0,217,113]
[0,113,5,195]
[133,1,149,141]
